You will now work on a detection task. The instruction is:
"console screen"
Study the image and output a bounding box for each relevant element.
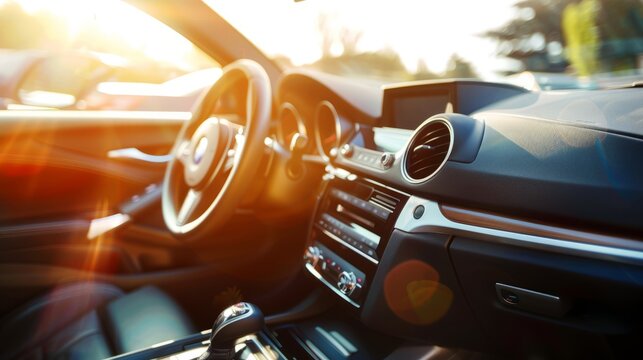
[393,93,449,130]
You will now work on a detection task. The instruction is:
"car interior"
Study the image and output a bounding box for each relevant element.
[0,0,642,359]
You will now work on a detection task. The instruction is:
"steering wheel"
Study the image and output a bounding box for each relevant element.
[162,59,271,240]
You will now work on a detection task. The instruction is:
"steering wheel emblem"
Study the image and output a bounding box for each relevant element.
[193,137,209,164]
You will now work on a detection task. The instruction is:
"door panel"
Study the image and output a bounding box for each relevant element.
[0,110,190,314]
[0,110,187,225]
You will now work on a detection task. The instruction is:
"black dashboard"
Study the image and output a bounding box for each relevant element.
[273,70,643,358]
[276,71,643,235]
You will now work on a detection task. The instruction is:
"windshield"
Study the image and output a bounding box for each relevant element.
[0,0,218,111]
[206,0,643,89]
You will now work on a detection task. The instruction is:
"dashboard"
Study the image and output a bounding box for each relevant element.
[271,70,643,358]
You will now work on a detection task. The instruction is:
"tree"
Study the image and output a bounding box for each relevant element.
[595,0,643,71]
[444,54,478,79]
[311,12,411,81]
[483,0,572,73]
[485,0,643,74]
[413,59,439,80]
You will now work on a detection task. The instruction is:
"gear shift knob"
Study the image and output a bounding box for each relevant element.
[198,303,264,360]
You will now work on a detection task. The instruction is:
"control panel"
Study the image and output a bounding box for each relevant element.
[304,176,407,308]
[340,144,395,171]
[304,242,366,307]
[317,213,380,259]
[329,188,390,220]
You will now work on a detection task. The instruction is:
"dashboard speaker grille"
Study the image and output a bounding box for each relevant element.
[403,119,453,182]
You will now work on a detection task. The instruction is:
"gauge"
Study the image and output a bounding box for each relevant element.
[314,101,341,160]
[315,101,356,161]
[277,103,306,149]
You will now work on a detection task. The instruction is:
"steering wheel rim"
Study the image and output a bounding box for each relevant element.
[162,59,272,240]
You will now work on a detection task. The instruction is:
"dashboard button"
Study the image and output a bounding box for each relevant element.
[413,205,425,219]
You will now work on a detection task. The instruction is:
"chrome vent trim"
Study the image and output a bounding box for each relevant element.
[402,118,454,183]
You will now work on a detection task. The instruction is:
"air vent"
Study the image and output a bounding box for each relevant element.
[403,119,453,183]
[369,191,399,212]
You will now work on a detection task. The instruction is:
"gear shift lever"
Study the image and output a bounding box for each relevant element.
[198,302,264,360]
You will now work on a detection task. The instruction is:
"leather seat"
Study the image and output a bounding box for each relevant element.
[0,282,196,360]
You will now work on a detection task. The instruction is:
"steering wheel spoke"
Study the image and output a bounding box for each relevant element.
[176,189,202,226]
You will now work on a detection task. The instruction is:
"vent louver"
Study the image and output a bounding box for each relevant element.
[403,119,453,182]
[369,191,399,212]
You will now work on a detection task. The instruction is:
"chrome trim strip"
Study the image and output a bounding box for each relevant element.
[277,102,307,146]
[315,326,351,357]
[362,176,411,197]
[495,283,560,301]
[314,100,341,162]
[236,334,279,360]
[395,196,643,265]
[305,340,330,360]
[439,204,641,249]
[305,263,361,308]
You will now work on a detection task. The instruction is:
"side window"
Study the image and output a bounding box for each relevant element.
[0,0,219,111]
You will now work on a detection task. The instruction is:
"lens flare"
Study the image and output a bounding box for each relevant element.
[384,259,453,325]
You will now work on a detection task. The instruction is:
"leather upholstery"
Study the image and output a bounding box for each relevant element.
[0,282,196,359]
[104,286,195,353]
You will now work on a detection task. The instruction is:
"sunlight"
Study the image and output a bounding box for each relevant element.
[6,0,209,71]
[207,0,517,79]
[83,198,112,280]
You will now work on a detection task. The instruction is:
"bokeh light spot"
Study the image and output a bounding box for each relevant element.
[384,259,453,325]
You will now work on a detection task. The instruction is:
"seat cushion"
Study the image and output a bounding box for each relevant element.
[0,282,196,360]
[103,285,196,354]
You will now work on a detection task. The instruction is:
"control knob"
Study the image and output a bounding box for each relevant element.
[380,152,395,169]
[304,246,321,267]
[337,271,357,296]
[340,144,354,158]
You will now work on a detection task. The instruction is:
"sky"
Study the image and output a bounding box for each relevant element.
[207,0,521,79]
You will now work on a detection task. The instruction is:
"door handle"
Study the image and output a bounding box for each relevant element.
[107,148,172,163]
[495,283,570,317]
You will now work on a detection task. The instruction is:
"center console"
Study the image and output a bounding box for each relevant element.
[303,176,408,308]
